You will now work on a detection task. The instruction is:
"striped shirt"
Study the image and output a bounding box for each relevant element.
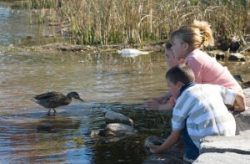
[171,84,236,149]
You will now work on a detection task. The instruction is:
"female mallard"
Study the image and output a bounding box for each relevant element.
[33,91,84,115]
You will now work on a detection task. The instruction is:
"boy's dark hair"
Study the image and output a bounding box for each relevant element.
[166,64,195,84]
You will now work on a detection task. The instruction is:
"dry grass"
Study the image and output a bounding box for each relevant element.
[26,0,250,45]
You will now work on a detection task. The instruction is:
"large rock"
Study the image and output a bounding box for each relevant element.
[200,131,250,154]
[193,152,250,164]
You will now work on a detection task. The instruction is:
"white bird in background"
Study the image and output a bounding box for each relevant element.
[117,48,151,57]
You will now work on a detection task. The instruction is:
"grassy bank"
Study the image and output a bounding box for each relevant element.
[26,0,250,45]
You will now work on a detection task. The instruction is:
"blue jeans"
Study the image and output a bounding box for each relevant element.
[182,125,199,160]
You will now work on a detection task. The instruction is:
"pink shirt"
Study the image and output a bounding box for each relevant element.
[185,49,242,91]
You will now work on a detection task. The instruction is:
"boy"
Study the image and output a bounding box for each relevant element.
[149,65,246,162]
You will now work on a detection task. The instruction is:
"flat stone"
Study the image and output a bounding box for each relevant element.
[200,133,250,154]
[194,152,250,164]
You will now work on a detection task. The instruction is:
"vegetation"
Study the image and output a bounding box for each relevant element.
[26,0,250,45]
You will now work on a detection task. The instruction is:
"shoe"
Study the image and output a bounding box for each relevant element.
[183,154,195,163]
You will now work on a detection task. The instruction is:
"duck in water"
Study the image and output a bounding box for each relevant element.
[33,91,84,116]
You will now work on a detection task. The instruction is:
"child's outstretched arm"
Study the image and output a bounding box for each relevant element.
[233,91,247,112]
[149,130,181,154]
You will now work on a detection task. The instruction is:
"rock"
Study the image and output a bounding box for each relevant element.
[105,123,137,136]
[144,136,165,154]
[90,123,137,143]
[143,154,183,164]
[200,133,250,154]
[41,43,94,52]
[243,88,250,106]
[144,136,165,146]
[194,152,250,164]
[90,129,106,138]
[37,123,56,133]
[216,36,241,52]
[207,50,225,60]
[233,75,250,89]
[228,53,245,61]
[36,116,80,132]
[234,110,250,132]
[243,81,250,89]
[143,136,184,164]
[105,110,134,126]
[90,123,137,138]
[207,50,245,61]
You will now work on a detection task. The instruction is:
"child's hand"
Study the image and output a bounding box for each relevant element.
[144,100,161,111]
[168,96,176,107]
[149,144,161,154]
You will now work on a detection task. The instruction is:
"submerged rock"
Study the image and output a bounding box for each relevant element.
[37,123,56,133]
[144,136,165,154]
[143,136,183,164]
[36,116,81,133]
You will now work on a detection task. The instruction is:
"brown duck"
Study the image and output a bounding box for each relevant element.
[33,91,84,115]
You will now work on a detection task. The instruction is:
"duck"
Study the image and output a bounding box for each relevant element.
[33,91,84,116]
[117,48,151,57]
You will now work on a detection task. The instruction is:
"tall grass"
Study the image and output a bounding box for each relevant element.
[27,0,250,45]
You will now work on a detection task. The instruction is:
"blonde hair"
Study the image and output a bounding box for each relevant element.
[171,20,214,49]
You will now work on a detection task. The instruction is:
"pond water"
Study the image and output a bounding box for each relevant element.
[0,50,170,163]
[0,2,250,164]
